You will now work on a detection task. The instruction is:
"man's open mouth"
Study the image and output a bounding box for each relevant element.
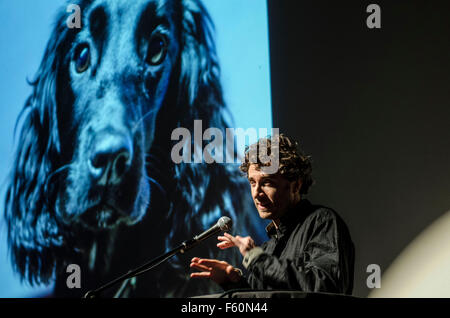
[256,201,271,210]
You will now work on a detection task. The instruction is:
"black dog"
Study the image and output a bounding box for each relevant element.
[5,0,262,297]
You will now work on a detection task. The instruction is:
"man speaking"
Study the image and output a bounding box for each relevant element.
[190,134,355,295]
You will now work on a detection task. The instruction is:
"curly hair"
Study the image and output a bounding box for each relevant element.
[239,134,314,194]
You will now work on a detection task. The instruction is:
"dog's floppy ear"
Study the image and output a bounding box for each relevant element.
[178,0,226,125]
[4,11,76,286]
[176,0,266,218]
[171,0,228,214]
[172,0,258,233]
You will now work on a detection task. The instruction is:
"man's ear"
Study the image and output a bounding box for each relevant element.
[292,178,303,195]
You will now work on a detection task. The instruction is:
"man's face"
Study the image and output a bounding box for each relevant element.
[248,164,301,223]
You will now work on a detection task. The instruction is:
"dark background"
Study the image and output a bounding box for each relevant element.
[267,0,450,297]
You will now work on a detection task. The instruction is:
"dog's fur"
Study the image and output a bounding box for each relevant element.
[4,0,263,297]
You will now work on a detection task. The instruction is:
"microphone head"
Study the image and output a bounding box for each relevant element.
[218,216,233,232]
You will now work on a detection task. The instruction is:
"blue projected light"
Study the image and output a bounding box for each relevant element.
[0,0,272,297]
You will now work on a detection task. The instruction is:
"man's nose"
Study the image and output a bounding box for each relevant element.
[252,183,264,198]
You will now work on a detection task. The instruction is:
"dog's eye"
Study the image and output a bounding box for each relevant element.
[146,35,167,65]
[73,44,91,73]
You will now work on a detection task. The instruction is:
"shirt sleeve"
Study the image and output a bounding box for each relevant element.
[244,209,355,294]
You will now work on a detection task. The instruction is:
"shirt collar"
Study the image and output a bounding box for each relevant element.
[265,199,312,238]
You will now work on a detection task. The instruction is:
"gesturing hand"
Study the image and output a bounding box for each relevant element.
[217,232,256,256]
[190,257,242,285]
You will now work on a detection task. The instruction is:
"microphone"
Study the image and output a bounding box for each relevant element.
[181,216,233,252]
[83,216,233,297]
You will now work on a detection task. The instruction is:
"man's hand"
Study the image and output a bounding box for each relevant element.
[217,232,256,256]
[190,257,242,285]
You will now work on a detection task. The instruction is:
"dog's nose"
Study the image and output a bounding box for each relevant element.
[88,132,133,185]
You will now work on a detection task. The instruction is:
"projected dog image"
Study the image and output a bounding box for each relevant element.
[4,0,260,297]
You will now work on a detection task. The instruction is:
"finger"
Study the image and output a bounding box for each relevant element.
[224,232,234,239]
[191,257,201,263]
[217,241,233,249]
[243,237,253,245]
[190,272,211,279]
[217,236,231,242]
[225,265,240,276]
[190,260,211,268]
[190,263,212,272]
[224,233,238,243]
[198,258,223,267]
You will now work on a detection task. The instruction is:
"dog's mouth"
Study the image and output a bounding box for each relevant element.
[79,203,124,230]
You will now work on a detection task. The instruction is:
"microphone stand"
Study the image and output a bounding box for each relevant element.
[84,238,198,299]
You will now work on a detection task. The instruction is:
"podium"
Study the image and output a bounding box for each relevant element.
[193,289,355,298]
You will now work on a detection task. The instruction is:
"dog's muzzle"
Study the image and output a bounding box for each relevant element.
[88,129,133,186]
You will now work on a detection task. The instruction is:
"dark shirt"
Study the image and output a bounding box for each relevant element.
[224,199,355,295]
